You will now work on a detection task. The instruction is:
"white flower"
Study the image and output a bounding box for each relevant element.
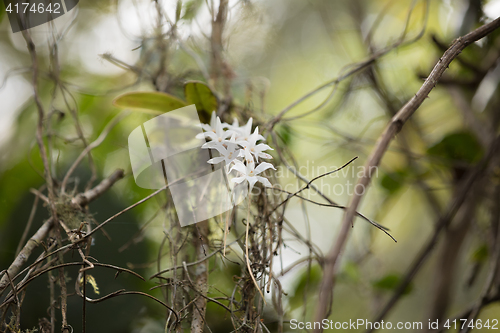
[235,117,255,141]
[196,116,233,143]
[206,134,240,166]
[225,118,240,133]
[195,114,276,195]
[236,127,272,162]
[229,161,275,191]
[240,145,255,166]
[197,111,218,135]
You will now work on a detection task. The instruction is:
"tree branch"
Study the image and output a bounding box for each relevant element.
[190,221,210,333]
[313,16,500,330]
[1,169,125,294]
[72,169,125,207]
[0,218,54,291]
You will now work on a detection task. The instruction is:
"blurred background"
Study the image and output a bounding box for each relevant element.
[1,0,500,332]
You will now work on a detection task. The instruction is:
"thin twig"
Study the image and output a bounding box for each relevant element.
[60,111,128,194]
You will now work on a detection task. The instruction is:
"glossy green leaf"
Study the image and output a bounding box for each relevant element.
[113,91,187,114]
[184,81,218,117]
[372,274,413,295]
[427,131,483,164]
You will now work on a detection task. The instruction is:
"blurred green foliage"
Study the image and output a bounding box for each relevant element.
[182,0,203,21]
[289,265,322,310]
[471,243,489,263]
[427,131,483,165]
[372,274,413,296]
[380,169,409,194]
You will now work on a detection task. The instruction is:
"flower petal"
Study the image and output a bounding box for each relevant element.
[196,132,207,140]
[216,117,224,136]
[235,139,249,146]
[239,118,253,139]
[231,176,246,184]
[255,143,273,152]
[210,111,217,128]
[256,176,272,187]
[200,124,213,132]
[204,142,227,153]
[231,118,239,128]
[222,130,235,139]
[258,152,273,159]
[242,148,255,165]
[254,162,276,175]
[207,157,225,164]
[204,132,218,141]
[247,176,258,192]
[229,161,247,175]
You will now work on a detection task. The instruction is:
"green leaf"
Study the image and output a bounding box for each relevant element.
[427,131,483,165]
[182,0,203,21]
[113,91,187,114]
[471,244,488,263]
[184,81,218,118]
[380,170,408,194]
[372,274,413,295]
[175,0,182,22]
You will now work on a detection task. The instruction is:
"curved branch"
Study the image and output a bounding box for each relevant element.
[313,16,500,330]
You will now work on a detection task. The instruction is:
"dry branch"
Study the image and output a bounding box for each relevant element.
[190,221,210,333]
[72,169,125,207]
[313,16,500,330]
[0,218,53,291]
[1,169,125,294]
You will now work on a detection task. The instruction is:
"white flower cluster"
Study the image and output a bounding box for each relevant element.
[196,112,275,192]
